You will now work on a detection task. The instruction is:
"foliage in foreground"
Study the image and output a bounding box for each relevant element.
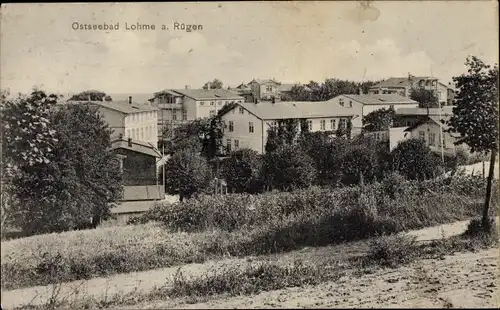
[2,174,493,291]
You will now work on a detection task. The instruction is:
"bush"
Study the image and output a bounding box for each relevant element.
[391,138,440,180]
[463,217,498,238]
[164,150,212,201]
[262,145,316,191]
[339,143,379,185]
[366,234,419,268]
[222,148,263,194]
[2,175,487,290]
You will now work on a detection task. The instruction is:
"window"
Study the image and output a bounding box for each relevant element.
[419,131,425,140]
[210,101,215,106]
[200,101,205,105]
[320,120,326,130]
[226,139,232,152]
[271,121,277,128]
[234,139,239,149]
[339,98,344,107]
[307,120,313,131]
[209,110,216,117]
[339,118,347,129]
[218,101,222,106]
[229,121,234,132]
[172,110,177,120]
[266,85,272,92]
[390,105,394,110]
[330,119,336,130]
[429,132,436,146]
[239,107,245,114]
[249,122,254,133]
[182,110,187,120]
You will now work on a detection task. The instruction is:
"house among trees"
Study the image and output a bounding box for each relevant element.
[368,73,453,106]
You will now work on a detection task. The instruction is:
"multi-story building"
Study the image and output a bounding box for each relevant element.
[326,94,419,135]
[368,74,452,106]
[148,88,245,137]
[249,78,282,102]
[219,100,358,154]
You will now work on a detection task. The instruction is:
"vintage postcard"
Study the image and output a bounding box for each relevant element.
[1,1,499,309]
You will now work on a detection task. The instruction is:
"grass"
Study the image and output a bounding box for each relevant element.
[2,175,494,290]
[12,223,499,310]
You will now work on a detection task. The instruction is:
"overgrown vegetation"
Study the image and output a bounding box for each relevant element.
[2,174,494,291]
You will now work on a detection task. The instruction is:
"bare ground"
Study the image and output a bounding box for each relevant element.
[119,248,500,309]
[1,218,499,309]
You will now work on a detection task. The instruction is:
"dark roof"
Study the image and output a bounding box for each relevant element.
[153,89,182,97]
[342,94,418,105]
[370,76,433,89]
[229,101,357,120]
[169,89,244,100]
[111,139,161,158]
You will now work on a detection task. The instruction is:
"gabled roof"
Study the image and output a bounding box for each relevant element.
[342,94,418,105]
[111,139,161,158]
[370,76,434,89]
[226,101,357,120]
[56,100,157,114]
[169,89,244,101]
[404,115,453,132]
[249,79,281,85]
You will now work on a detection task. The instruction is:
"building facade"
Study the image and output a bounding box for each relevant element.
[149,88,245,137]
[326,94,419,135]
[368,74,452,106]
[219,101,358,154]
[249,79,282,101]
[91,98,159,146]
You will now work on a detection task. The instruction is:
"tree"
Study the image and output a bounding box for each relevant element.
[68,90,110,101]
[445,56,499,230]
[164,150,212,201]
[203,79,223,90]
[222,148,263,193]
[2,93,123,235]
[410,88,439,108]
[391,138,439,181]
[265,126,280,153]
[362,107,402,132]
[262,145,316,191]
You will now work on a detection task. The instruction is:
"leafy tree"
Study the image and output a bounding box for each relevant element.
[2,93,123,235]
[445,56,499,230]
[391,138,439,181]
[264,119,300,153]
[281,85,311,101]
[68,90,110,101]
[164,150,212,201]
[265,126,280,153]
[203,79,223,90]
[362,107,402,132]
[222,148,263,193]
[339,142,380,186]
[262,145,316,191]
[410,88,439,108]
[160,115,225,159]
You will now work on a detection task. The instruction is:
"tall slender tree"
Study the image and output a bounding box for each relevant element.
[445,56,499,230]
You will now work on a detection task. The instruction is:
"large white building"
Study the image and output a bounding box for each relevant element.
[148,88,245,137]
[326,94,419,135]
[218,100,358,154]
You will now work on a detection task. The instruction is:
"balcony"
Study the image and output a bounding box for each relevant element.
[158,102,183,110]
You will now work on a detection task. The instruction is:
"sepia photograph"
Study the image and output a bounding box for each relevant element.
[0,1,499,309]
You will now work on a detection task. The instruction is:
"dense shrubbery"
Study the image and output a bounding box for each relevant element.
[2,174,494,290]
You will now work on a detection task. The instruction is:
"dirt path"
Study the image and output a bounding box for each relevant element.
[1,218,496,309]
[128,248,500,309]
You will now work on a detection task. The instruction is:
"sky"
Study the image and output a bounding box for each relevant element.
[1,1,498,96]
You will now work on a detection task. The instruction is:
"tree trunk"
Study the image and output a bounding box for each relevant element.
[482,149,497,230]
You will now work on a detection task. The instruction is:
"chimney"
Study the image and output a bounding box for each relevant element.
[128,96,132,104]
[207,82,211,90]
[128,138,132,147]
[185,85,189,90]
[88,94,91,102]
[272,97,275,104]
